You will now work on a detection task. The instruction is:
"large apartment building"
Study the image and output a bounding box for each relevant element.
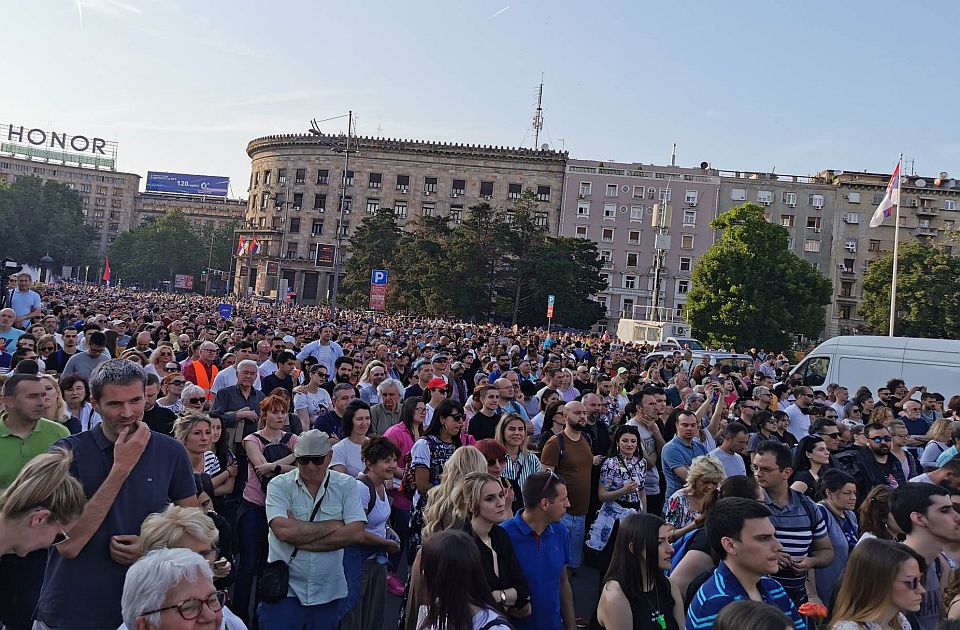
[134,191,246,232]
[559,160,721,332]
[0,156,140,255]
[239,133,567,303]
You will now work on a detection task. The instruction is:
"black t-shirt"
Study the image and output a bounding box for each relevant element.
[143,405,177,435]
[468,410,501,441]
[261,373,294,402]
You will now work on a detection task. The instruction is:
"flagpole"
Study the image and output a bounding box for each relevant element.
[888,153,903,337]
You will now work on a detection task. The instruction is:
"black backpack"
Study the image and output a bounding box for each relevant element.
[254,432,294,491]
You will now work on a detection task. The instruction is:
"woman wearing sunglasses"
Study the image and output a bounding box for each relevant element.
[828,537,924,629]
[180,384,208,414]
[145,345,177,379]
[157,373,186,414]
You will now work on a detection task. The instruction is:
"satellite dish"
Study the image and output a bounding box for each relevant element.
[699,161,709,170]
[915,179,927,187]
[833,170,844,176]
[541,143,549,151]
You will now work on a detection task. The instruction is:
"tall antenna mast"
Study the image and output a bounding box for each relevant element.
[532,75,544,149]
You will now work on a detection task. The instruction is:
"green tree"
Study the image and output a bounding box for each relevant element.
[392,215,457,314]
[860,241,960,337]
[0,176,97,271]
[515,236,606,328]
[448,202,506,319]
[686,203,832,349]
[496,190,549,325]
[108,211,206,288]
[339,208,402,308]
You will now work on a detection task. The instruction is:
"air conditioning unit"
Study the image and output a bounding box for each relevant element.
[424,191,431,196]
[813,228,822,233]
[787,202,797,208]
[577,194,585,199]
[688,201,697,207]
[451,193,460,198]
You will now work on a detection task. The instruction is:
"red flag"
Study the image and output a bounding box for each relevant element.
[102,257,111,282]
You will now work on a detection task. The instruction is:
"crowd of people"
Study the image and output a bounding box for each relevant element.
[2,276,960,629]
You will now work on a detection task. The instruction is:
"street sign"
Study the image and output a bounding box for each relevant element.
[547,294,555,319]
[217,303,233,318]
[371,269,388,285]
[369,269,388,311]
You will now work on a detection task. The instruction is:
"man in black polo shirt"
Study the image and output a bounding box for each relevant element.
[35,359,197,630]
[141,372,176,435]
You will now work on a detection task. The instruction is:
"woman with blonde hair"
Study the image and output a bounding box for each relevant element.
[829,537,924,629]
[557,368,578,402]
[39,373,71,428]
[869,405,895,425]
[156,372,186,414]
[663,455,725,538]
[495,413,541,512]
[921,418,957,471]
[173,413,234,499]
[0,447,85,556]
[144,344,176,378]
[421,445,488,537]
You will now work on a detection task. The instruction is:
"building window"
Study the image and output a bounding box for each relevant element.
[676,279,690,295]
[680,234,694,249]
[316,169,328,185]
[423,177,438,194]
[623,275,638,290]
[577,202,590,217]
[396,175,410,193]
[630,205,643,221]
[840,281,854,297]
[867,239,880,252]
[109,222,119,232]
[806,217,822,231]
[394,201,408,218]
[479,181,494,199]
[112,187,123,196]
[260,194,269,210]
[780,215,795,227]
[945,220,956,231]
[314,194,326,211]
[340,195,352,214]
[601,227,615,242]
[508,183,522,200]
[96,198,106,207]
[847,191,860,203]
[683,210,696,226]
[685,190,698,205]
[787,237,794,250]
[803,239,821,252]
[579,182,592,196]
[289,217,300,233]
[341,170,354,187]
[599,273,609,289]
[337,220,350,237]
[295,168,305,185]
[422,202,436,217]
[537,185,551,201]
[111,199,122,209]
[311,219,323,235]
[845,239,857,252]
[606,183,618,197]
[782,191,798,206]
[626,252,639,267]
[632,186,644,199]
[731,188,746,201]
[97,186,107,195]
[622,297,635,315]
[679,257,692,272]
[839,304,852,320]
[757,190,773,205]
[809,194,824,208]
[575,225,588,238]
[604,203,617,219]
[535,212,547,227]
[946,200,957,211]
[292,193,303,210]
[599,250,612,264]
[449,205,463,224]
[278,169,287,185]
[369,173,382,189]
[452,179,466,196]
[366,198,380,214]
[647,187,656,200]
[274,192,286,209]
[628,230,641,245]
[659,188,672,202]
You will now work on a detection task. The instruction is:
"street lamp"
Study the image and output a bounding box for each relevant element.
[38,253,54,283]
[308,111,356,314]
[261,188,295,303]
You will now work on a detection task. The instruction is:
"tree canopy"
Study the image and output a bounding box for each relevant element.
[339,189,605,328]
[0,176,97,271]
[685,203,832,350]
[860,241,960,337]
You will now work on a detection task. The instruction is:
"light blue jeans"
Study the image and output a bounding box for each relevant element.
[561,513,586,569]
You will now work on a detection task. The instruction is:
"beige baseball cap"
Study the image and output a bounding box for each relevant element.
[293,430,334,457]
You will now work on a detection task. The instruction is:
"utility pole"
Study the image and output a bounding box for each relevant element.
[532,76,544,149]
[330,110,353,314]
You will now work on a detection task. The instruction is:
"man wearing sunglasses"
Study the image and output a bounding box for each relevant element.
[262,430,366,628]
[837,422,908,507]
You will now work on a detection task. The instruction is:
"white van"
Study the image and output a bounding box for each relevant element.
[788,336,960,396]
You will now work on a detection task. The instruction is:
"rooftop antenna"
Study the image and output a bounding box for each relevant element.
[671,143,677,167]
[532,74,544,149]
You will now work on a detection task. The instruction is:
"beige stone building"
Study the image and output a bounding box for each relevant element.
[238,133,567,303]
[134,191,246,231]
[825,169,960,337]
[0,155,140,255]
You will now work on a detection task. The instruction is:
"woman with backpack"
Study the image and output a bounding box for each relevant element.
[234,393,299,623]
[814,469,859,608]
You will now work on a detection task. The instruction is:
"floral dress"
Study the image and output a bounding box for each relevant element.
[663,489,700,530]
[586,454,646,551]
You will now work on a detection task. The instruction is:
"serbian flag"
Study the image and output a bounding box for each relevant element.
[251,238,261,254]
[102,257,111,284]
[236,236,247,255]
[869,159,902,227]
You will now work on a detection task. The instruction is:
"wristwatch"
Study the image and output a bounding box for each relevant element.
[498,590,506,605]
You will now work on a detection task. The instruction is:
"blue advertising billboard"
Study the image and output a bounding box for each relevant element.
[146,171,229,197]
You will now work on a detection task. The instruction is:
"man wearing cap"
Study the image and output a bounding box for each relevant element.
[183,341,220,402]
[110,320,131,350]
[431,353,451,383]
[422,377,450,428]
[261,429,368,628]
[296,324,343,382]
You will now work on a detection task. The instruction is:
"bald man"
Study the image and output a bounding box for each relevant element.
[0,308,24,352]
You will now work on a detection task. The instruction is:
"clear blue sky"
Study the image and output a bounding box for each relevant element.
[3,0,955,196]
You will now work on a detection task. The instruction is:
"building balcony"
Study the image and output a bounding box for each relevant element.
[836,292,859,302]
[601,260,614,270]
[915,206,939,217]
[914,226,938,237]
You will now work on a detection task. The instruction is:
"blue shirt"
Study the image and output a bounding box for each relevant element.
[36,426,197,629]
[500,511,570,630]
[661,436,708,500]
[686,561,806,630]
[937,445,958,467]
[8,288,41,324]
[313,411,344,438]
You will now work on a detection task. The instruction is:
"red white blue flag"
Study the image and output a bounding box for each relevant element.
[870,159,902,227]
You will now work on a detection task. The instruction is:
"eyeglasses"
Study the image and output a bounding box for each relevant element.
[824,414,838,419]
[899,576,923,591]
[51,527,70,547]
[142,591,225,620]
[487,457,508,466]
[297,456,327,466]
[164,367,179,373]
[187,397,206,405]
[819,432,841,439]
[870,436,893,443]
[540,469,560,497]
[752,465,781,475]
[39,346,55,353]
[744,405,760,411]
[446,413,464,421]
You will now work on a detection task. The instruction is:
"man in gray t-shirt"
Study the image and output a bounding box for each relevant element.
[62,332,111,379]
[709,422,750,477]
